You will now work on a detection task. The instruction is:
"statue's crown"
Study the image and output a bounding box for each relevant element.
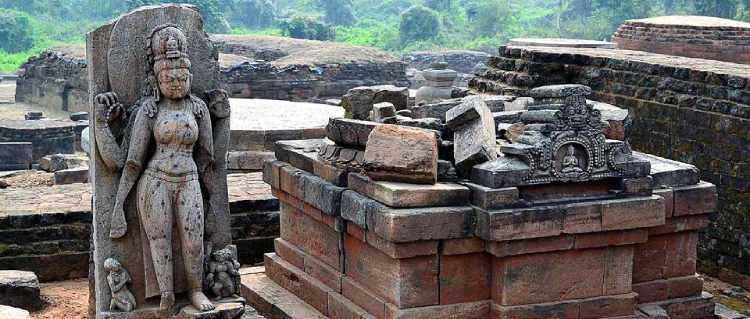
[150,25,188,61]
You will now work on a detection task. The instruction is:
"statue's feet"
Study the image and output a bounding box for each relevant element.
[160,291,175,310]
[190,290,216,312]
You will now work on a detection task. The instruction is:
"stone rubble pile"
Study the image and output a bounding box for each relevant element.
[249,83,719,319]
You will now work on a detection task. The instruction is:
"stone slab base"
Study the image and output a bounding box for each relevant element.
[637,292,715,319]
[240,267,328,319]
[100,297,246,319]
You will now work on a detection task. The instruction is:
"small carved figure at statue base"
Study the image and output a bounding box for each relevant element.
[104,258,136,313]
[206,247,241,301]
[561,145,583,173]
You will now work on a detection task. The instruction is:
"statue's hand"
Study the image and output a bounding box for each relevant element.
[94,92,124,124]
[109,202,128,238]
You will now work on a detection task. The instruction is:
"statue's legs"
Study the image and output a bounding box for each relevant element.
[137,173,175,308]
[176,177,216,311]
[175,178,205,291]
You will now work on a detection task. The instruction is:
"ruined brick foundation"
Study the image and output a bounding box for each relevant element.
[470,46,750,290]
[242,141,717,319]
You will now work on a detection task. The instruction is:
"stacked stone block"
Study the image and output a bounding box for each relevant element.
[220,61,409,101]
[15,49,89,112]
[253,138,716,319]
[0,120,76,162]
[612,16,750,64]
[470,46,750,289]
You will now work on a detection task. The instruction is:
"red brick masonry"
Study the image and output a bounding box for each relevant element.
[247,145,718,319]
[612,15,750,64]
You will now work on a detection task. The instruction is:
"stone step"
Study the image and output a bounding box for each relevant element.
[240,267,328,319]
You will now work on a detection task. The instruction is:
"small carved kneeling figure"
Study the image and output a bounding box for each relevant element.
[206,248,241,301]
[561,145,583,173]
[105,258,136,312]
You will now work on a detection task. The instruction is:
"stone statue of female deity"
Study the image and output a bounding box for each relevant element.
[94,24,216,312]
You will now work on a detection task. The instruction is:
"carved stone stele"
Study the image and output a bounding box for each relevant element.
[88,5,236,318]
[472,84,650,188]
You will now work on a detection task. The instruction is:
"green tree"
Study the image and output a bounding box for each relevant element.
[399,6,440,43]
[278,15,336,40]
[234,0,277,29]
[0,9,35,53]
[425,0,454,12]
[125,0,230,33]
[318,0,358,26]
[471,0,513,37]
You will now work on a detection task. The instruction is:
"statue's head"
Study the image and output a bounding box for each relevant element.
[147,24,192,101]
[104,258,122,273]
[567,145,576,156]
[213,249,229,262]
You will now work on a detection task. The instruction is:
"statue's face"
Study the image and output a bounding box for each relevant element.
[158,67,191,100]
[214,251,228,262]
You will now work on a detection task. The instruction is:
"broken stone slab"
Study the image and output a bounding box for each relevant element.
[493,110,525,123]
[497,122,525,143]
[53,166,89,185]
[362,124,438,184]
[40,153,89,172]
[372,102,397,123]
[0,142,33,171]
[0,306,30,319]
[714,303,747,319]
[0,270,43,311]
[633,152,700,188]
[24,112,44,120]
[348,173,469,208]
[70,111,89,121]
[447,97,498,172]
[437,159,457,182]
[341,85,409,120]
[326,118,381,149]
[411,95,511,121]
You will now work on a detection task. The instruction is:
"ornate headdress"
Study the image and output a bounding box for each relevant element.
[145,24,192,101]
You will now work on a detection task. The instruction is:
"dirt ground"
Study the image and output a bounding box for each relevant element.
[0,81,74,121]
[0,170,54,189]
[30,278,90,319]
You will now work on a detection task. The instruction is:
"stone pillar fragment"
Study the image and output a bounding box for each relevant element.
[446,96,498,172]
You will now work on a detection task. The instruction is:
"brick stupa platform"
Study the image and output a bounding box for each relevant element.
[243,86,717,319]
[612,15,750,64]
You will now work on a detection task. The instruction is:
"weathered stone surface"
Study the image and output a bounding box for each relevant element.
[0,270,42,311]
[0,142,33,171]
[81,127,90,154]
[0,305,30,319]
[240,269,327,319]
[492,248,606,305]
[343,233,439,308]
[342,85,409,120]
[40,153,89,172]
[367,205,476,243]
[373,102,397,123]
[0,120,76,161]
[70,112,89,121]
[634,152,700,188]
[447,97,497,172]
[53,166,89,185]
[326,118,381,149]
[348,173,469,208]
[362,124,438,184]
[385,300,489,319]
[462,182,519,210]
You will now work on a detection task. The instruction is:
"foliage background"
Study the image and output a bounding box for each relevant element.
[2,0,750,72]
